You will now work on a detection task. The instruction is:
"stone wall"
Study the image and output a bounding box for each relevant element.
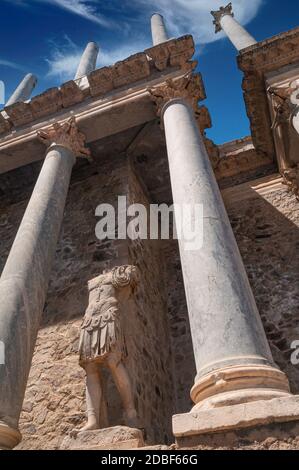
[0,154,174,449]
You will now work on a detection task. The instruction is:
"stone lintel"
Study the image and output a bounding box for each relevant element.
[173,395,299,444]
[211,3,234,33]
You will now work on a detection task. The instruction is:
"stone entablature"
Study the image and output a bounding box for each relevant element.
[0,35,210,176]
[215,136,273,180]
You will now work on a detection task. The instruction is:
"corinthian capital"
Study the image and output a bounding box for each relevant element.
[37,117,91,159]
[211,3,233,33]
[148,73,206,117]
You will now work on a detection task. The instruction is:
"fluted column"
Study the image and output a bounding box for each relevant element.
[151,13,169,46]
[0,118,90,449]
[75,42,99,79]
[150,75,290,416]
[211,3,257,51]
[6,73,37,106]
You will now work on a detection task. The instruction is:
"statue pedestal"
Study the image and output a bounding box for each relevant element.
[60,426,144,450]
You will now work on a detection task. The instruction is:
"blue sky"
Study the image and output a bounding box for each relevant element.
[0,0,299,144]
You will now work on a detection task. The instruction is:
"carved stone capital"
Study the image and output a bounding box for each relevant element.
[211,3,234,33]
[148,73,206,118]
[37,117,91,159]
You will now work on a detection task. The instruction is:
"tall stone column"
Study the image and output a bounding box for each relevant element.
[151,13,169,46]
[211,3,257,51]
[149,75,291,419]
[75,42,99,79]
[6,73,37,106]
[0,118,90,449]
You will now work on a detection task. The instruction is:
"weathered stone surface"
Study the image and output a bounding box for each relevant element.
[30,88,63,120]
[4,101,33,127]
[145,35,195,72]
[238,26,299,162]
[173,395,299,437]
[60,426,144,450]
[60,81,85,108]
[151,13,169,46]
[75,42,99,80]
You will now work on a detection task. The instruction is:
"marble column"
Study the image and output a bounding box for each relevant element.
[6,73,37,106]
[75,42,99,79]
[150,76,290,414]
[211,3,257,51]
[151,13,169,46]
[0,118,90,450]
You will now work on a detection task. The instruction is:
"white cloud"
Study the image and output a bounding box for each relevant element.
[133,0,263,44]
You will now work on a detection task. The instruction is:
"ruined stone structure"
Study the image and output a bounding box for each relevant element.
[0,6,299,450]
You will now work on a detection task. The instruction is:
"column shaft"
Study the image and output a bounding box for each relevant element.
[75,42,99,79]
[220,14,257,50]
[162,98,290,409]
[6,73,37,106]
[0,144,75,449]
[151,13,169,46]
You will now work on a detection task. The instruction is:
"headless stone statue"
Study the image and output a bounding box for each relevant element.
[78,265,140,431]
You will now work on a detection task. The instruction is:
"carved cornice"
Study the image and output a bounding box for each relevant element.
[268,82,299,131]
[0,35,196,137]
[37,117,91,159]
[148,73,206,117]
[211,3,233,34]
[88,265,140,292]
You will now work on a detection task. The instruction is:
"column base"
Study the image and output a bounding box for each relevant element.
[0,421,22,450]
[191,364,290,410]
[173,395,299,448]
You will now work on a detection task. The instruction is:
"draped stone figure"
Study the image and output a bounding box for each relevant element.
[78,265,140,432]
